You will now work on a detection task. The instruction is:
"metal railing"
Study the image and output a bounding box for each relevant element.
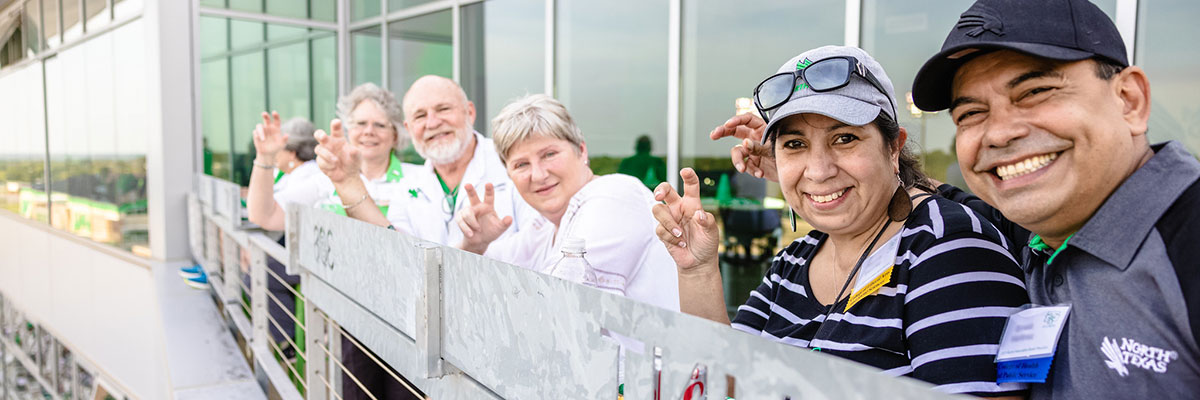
[190,173,959,399]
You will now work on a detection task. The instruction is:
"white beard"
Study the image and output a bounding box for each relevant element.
[415,129,471,165]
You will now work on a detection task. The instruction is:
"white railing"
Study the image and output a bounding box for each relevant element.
[190,173,960,400]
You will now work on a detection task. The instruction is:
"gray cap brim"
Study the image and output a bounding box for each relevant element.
[761,93,883,144]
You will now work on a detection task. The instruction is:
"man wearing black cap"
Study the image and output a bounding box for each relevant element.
[911,0,1200,398]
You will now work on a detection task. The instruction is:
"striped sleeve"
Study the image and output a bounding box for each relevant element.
[731,241,804,335]
[902,230,1031,397]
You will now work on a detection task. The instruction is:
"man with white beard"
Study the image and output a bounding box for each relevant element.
[315,75,535,245]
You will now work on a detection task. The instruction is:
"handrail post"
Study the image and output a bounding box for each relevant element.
[249,245,269,348]
[303,275,328,400]
[204,219,220,275]
[221,231,240,303]
[417,243,444,379]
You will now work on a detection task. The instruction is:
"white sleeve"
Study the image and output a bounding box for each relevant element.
[274,175,333,208]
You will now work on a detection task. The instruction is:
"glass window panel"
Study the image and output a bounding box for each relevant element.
[267,40,312,121]
[390,0,436,12]
[556,0,667,180]
[230,19,264,50]
[460,0,545,136]
[200,0,226,8]
[46,45,90,233]
[680,0,844,319]
[43,0,58,47]
[386,10,452,98]
[267,23,308,41]
[202,59,232,180]
[265,0,308,19]
[352,0,380,22]
[310,0,336,23]
[229,0,263,13]
[111,19,149,254]
[85,0,110,30]
[230,52,266,186]
[199,16,228,58]
[0,62,46,223]
[352,26,382,86]
[1137,0,1200,156]
[62,0,81,41]
[312,34,338,127]
[22,0,41,54]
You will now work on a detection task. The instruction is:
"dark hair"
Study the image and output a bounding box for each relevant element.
[1093,56,1126,81]
[872,111,933,192]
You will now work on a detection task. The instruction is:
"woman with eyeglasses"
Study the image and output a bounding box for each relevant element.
[454,94,679,311]
[653,46,1028,398]
[247,83,421,231]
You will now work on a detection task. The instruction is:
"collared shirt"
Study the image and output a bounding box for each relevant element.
[1018,142,1200,399]
[386,131,537,246]
[318,152,421,216]
[272,160,333,208]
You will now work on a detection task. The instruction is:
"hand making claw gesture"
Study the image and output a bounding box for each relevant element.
[313,119,362,185]
[710,113,778,182]
[252,111,286,163]
[457,183,513,255]
[652,168,720,274]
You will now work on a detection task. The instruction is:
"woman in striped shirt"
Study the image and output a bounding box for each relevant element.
[652,46,1028,398]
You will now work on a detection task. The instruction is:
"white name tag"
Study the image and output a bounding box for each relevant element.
[996,304,1072,362]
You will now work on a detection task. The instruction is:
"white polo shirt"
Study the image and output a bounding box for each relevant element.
[386,131,536,246]
[315,153,423,216]
[273,160,334,207]
[483,174,680,311]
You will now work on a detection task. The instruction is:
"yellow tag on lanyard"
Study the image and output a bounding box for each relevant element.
[844,265,893,312]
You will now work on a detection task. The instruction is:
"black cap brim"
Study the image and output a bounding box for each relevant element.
[911,41,1096,112]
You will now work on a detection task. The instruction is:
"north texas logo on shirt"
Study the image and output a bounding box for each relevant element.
[1099,336,1179,376]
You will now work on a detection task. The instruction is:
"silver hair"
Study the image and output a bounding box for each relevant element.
[491,94,585,165]
[281,118,318,161]
[335,82,409,150]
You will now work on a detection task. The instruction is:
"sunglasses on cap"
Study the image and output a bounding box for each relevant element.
[752,56,896,125]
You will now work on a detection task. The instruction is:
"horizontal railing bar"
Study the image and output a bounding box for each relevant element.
[315,338,388,400]
[251,343,305,400]
[266,291,307,336]
[266,313,307,362]
[265,266,306,302]
[247,233,290,268]
[263,339,308,391]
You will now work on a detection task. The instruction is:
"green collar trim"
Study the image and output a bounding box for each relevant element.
[273,169,284,184]
[385,152,405,183]
[435,172,459,211]
[1029,233,1075,265]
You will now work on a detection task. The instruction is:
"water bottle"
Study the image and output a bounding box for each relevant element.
[550,236,598,286]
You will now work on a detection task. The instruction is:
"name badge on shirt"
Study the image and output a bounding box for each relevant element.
[994,304,1072,383]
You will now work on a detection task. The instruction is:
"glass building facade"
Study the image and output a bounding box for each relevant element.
[0,0,1197,289]
[0,0,149,256]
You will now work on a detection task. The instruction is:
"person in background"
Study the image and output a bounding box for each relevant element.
[657,45,1028,397]
[910,0,1200,397]
[454,94,679,311]
[315,75,536,245]
[618,134,667,189]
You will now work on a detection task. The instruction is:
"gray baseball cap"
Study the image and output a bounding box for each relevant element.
[761,46,898,144]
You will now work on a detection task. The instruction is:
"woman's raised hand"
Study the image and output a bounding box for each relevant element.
[252,111,286,161]
[710,113,778,182]
[457,183,512,254]
[652,168,720,274]
[314,119,362,185]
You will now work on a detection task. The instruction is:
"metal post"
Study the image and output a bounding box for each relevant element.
[666,0,680,190]
[204,219,220,274]
[249,246,269,347]
[221,231,240,302]
[417,244,443,378]
[543,0,554,95]
[303,275,328,400]
[337,0,350,96]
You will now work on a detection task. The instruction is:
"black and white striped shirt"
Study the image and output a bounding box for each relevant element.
[731,196,1030,396]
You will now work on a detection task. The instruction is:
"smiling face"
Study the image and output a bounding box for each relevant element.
[505,135,591,225]
[949,51,1149,242]
[347,99,398,165]
[774,113,899,237]
[403,76,477,165]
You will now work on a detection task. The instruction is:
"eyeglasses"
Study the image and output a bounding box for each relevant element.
[752,56,896,124]
[352,120,392,132]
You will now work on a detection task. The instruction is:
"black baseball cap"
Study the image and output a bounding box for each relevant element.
[911,0,1128,112]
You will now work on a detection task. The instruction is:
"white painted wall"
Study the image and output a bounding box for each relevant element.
[0,213,169,399]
